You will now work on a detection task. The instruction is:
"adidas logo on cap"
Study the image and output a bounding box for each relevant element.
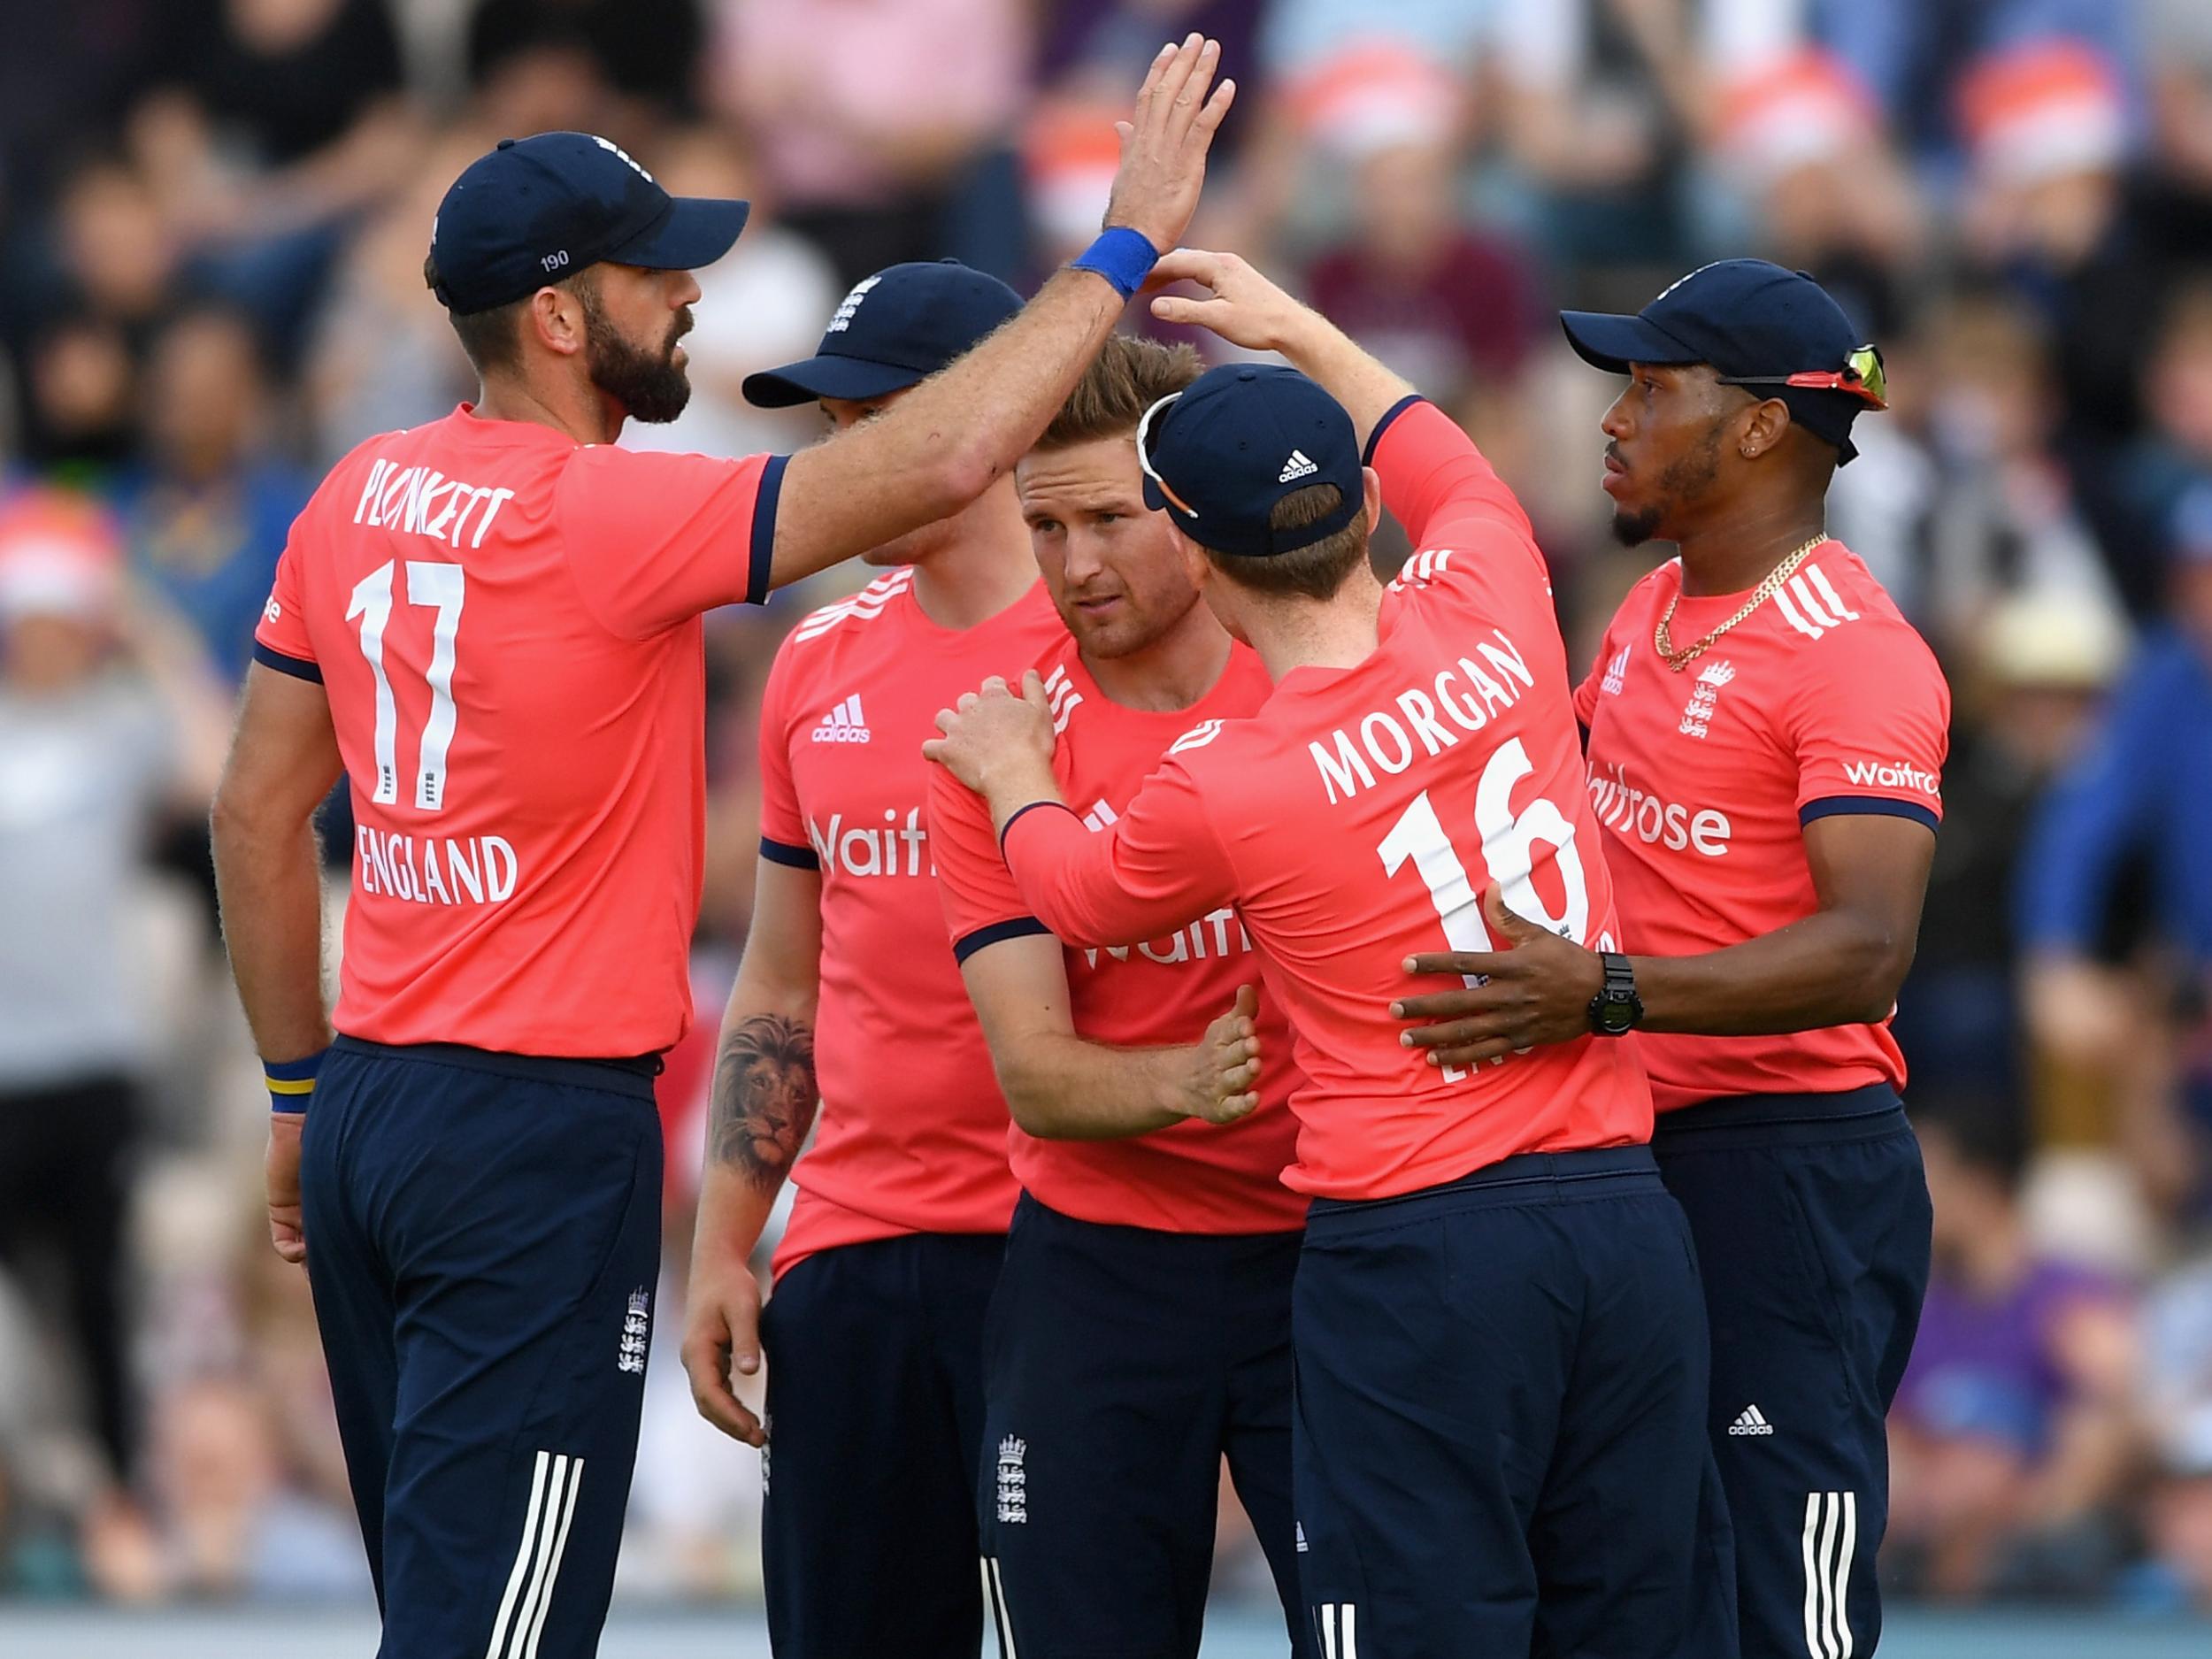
[1279,449,1318,484]
[1728,1404,1775,1436]
[810,694,872,743]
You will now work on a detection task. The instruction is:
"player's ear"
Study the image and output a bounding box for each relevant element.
[1361,466,1384,537]
[527,284,588,358]
[1737,397,1791,462]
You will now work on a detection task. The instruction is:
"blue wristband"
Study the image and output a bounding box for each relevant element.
[266,1048,328,1114]
[1069,227,1159,300]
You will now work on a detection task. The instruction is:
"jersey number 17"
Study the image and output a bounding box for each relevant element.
[347,558,466,813]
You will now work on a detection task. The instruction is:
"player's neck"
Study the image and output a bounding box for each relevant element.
[909,481,1036,632]
[1083,603,1232,713]
[1671,493,1830,598]
[1247,569,1384,681]
[471,370,625,447]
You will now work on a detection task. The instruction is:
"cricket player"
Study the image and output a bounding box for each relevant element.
[927,252,1732,1657]
[211,39,1234,1659]
[927,334,1313,1659]
[676,257,1066,1659]
[1395,259,1949,1658]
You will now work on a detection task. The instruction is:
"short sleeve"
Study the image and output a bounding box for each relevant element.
[251,531,319,682]
[1001,758,1238,948]
[1789,625,1950,833]
[755,640,813,869]
[557,446,787,639]
[928,762,1047,962]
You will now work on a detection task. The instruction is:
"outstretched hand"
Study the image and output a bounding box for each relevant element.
[1391,886,1606,1068]
[1102,35,1238,254]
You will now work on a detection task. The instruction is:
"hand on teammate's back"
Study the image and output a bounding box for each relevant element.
[1147,248,1310,355]
[1391,886,1605,1068]
[1102,35,1237,255]
[1183,985,1264,1125]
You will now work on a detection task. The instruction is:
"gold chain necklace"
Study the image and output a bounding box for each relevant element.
[1653,534,1831,672]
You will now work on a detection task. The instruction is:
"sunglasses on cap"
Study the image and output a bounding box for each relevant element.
[1135,391,1198,517]
[1715,343,1888,410]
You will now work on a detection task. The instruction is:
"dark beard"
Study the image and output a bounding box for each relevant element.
[582,296,692,424]
[1610,504,1663,547]
[1609,422,1724,549]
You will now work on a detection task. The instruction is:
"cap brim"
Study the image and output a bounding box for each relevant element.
[607,196,750,273]
[741,354,927,410]
[1558,311,1704,375]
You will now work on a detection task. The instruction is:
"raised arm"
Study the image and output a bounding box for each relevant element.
[961,936,1260,1138]
[680,855,822,1448]
[764,37,1236,591]
[1147,248,1414,453]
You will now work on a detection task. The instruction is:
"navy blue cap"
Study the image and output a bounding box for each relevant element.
[743,260,1023,408]
[1561,259,1871,463]
[1138,365,1363,559]
[428,132,749,315]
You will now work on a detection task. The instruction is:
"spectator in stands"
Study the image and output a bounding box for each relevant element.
[709,0,1033,284]
[1889,1105,2139,1599]
[1289,46,1534,413]
[142,1375,360,1600]
[124,0,419,354]
[110,305,313,680]
[303,131,480,464]
[1896,591,2129,1098]
[16,311,139,479]
[1904,288,2125,641]
[2019,505,2212,1212]
[2131,1253,2212,1612]
[467,0,705,122]
[0,491,227,1492]
[47,154,179,351]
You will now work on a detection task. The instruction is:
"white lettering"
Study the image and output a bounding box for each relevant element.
[1434,668,1486,732]
[1310,731,1376,806]
[1585,764,1734,859]
[446,837,484,902]
[1475,632,1535,692]
[354,457,390,525]
[420,842,452,904]
[1691,809,1731,856]
[482,836,518,901]
[1360,711,1414,775]
[1395,687,1457,756]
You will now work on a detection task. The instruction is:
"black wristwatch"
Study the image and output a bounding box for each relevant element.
[1587,953,1644,1036]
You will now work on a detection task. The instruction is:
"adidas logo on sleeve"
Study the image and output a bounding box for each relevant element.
[1279,449,1318,483]
[810,694,872,743]
[1728,1404,1775,1436]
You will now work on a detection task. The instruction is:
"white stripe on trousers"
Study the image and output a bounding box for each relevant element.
[982,1556,1018,1659]
[1800,1490,1858,1659]
[1317,1602,1359,1659]
[484,1451,586,1659]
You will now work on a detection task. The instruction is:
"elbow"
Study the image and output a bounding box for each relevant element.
[921,442,1002,521]
[994,1061,1060,1139]
[1845,933,1917,1025]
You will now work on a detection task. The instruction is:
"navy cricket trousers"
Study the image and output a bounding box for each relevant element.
[1654,1085,1932,1659]
[1291,1145,1738,1659]
[977,1193,1313,1659]
[301,1038,664,1659]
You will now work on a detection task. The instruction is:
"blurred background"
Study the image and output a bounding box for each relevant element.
[4,0,2212,1647]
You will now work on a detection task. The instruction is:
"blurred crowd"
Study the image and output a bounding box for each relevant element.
[4,0,2212,1619]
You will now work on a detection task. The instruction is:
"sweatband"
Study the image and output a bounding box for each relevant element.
[266,1048,328,1114]
[1070,228,1159,300]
